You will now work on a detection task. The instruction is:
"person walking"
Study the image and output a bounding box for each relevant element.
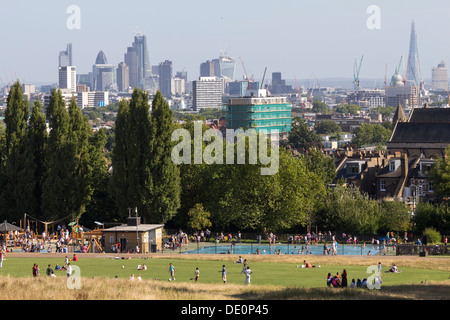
[66,263,72,278]
[0,249,4,268]
[169,263,175,281]
[194,267,200,282]
[220,265,227,283]
[244,266,252,285]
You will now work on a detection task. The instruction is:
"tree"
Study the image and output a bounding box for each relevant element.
[187,203,212,232]
[430,146,450,198]
[378,201,411,234]
[147,90,181,224]
[302,148,336,185]
[334,104,361,115]
[284,117,322,150]
[18,100,47,219]
[2,81,29,220]
[312,100,330,114]
[110,89,154,221]
[352,123,392,147]
[111,89,181,224]
[315,185,381,235]
[42,92,97,220]
[314,120,342,135]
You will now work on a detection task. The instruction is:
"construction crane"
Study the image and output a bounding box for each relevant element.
[384,64,388,90]
[353,55,364,92]
[239,56,252,90]
[260,67,267,90]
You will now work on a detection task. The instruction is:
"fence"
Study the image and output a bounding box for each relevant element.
[396,244,449,256]
[160,240,393,256]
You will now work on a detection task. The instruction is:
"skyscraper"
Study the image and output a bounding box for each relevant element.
[124,33,152,88]
[431,61,448,92]
[159,60,173,98]
[92,50,116,91]
[212,56,236,81]
[117,62,130,92]
[59,66,76,93]
[200,60,215,77]
[59,43,72,67]
[406,21,422,87]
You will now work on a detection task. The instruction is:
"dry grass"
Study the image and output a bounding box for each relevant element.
[3,253,449,300]
[1,275,449,300]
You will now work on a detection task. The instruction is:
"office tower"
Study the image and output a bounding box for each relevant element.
[77,73,92,89]
[59,43,73,67]
[192,77,224,110]
[431,61,448,92]
[212,56,236,81]
[228,81,260,96]
[159,60,173,98]
[200,60,215,77]
[117,62,130,92]
[92,50,116,91]
[406,21,422,87]
[270,72,292,94]
[59,66,77,93]
[124,33,151,88]
[226,89,292,135]
[133,34,151,84]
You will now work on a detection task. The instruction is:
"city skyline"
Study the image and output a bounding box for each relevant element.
[1,1,450,86]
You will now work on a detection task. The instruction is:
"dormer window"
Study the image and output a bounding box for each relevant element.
[389,159,401,172]
[389,161,395,172]
[347,163,360,174]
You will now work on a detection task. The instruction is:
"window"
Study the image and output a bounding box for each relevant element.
[428,181,434,193]
[389,161,396,172]
[380,180,386,191]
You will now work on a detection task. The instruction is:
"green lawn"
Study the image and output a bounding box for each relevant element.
[1,256,449,288]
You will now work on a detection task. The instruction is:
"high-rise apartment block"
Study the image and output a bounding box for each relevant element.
[193,77,224,110]
[226,89,292,135]
[59,66,76,93]
[431,61,448,92]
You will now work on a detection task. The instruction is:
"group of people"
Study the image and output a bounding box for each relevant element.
[164,258,253,285]
[31,254,79,278]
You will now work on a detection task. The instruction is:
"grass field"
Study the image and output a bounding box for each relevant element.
[0,253,449,300]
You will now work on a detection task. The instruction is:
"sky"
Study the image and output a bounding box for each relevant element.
[1,0,450,86]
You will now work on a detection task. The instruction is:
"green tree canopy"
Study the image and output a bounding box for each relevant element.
[314,120,342,135]
[352,123,392,148]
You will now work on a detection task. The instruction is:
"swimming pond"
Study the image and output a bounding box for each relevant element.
[183,243,383,255]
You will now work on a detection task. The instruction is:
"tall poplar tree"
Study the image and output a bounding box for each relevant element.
[16,99,47,219]
[2,81,29,220]
[42,89,71,220]
[110,89,181,223]
[148,90,181,223]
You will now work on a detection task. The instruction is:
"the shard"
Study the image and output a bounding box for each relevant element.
[406,20,422,87]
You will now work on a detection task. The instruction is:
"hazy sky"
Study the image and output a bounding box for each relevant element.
[1,0,450,85]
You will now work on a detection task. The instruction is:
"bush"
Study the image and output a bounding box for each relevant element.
[422,227,441,244]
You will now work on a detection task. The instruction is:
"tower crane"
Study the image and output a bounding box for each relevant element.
[353,55,364,92]
[239,56,252,90]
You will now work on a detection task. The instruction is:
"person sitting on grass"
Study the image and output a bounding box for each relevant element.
[388,263,401,273]
[303,260,315,268]
[326,273,332,287]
